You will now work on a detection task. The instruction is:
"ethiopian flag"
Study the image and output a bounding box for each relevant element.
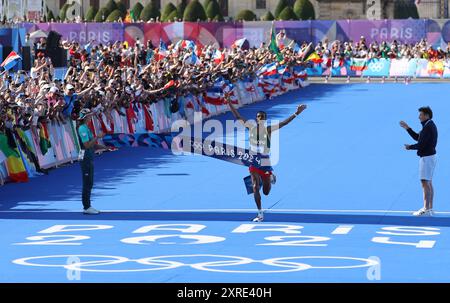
[269,22,283,62]
[39,123,52,155]
[0,132,29,183]
[306,52,323,64]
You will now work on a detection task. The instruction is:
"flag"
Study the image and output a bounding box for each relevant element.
[130,10,135,21]
[231,38,247,49]
[163,80,175,89]
[0,132,28,183]
[1,51,21,70]
[427,60,444,76]
[269,22,283,62]
[186,52,202,65]
[213,49,224,65]
[257,63,277,76]
[39,123,52,155]
[154,39,169,61]
[305,52,323,64]
[350,58,368,71]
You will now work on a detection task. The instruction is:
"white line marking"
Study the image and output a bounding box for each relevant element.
[331,225,354,235]
[1,209,450,214]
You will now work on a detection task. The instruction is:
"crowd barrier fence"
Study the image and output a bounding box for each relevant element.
[0,67,308,184]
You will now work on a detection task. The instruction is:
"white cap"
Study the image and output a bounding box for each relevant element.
[49,86,58,93]
[42,84,51,90]
[66,84,75,90]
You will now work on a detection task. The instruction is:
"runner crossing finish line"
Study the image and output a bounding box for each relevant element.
[102,99,307,222]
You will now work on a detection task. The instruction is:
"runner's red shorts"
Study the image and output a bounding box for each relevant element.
[249,166,272,180]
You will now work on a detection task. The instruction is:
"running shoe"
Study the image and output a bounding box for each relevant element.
[252,211,264,222]
[83,207,100,215]
[413,208,432,216]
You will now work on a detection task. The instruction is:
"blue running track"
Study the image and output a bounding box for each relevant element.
[1,83,450,282]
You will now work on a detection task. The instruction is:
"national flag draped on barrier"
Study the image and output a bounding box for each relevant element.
[350,58,368,71]
[38,123,52,155]
[0,132,28,183]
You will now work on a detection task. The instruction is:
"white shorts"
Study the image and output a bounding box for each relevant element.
[419,155,437,181]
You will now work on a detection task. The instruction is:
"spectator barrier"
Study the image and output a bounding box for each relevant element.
[0,66,309,184]
[306,58,450,78]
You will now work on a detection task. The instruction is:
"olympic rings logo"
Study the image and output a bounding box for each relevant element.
[13,254,379,274]
[368,61,385,72]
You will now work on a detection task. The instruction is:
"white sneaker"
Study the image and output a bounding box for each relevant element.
[252,211,264,222]
[83,207,100,215]
[270,173,277,185]
[413,208,432,217]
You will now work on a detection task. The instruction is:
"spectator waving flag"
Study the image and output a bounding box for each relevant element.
[155,39,169,61]
[213,49,224,64]
[189,52,202,66]
[1,51,22,70]
[231,38,247,49]
[269,22,283,62]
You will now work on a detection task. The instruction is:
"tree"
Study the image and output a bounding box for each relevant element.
[206,0,220,20]
[278,6,298,20]
[177,0,188,19]
[261,11,275,21]
[235,9,256,21]
[203,0,213,12]
[59,2,75,21]
[183,0,207,21]
[274,0,289,19]
[104,0,118,16]
[166,9,178,22]
[47,9,56,21]
[115,0,127,16]
[140,1,161,21]
[161,2,177,21]
[85,6,98,21]
[94,7,110,22]
[131,2,144,20]
[293,0,315,20]
[213,12,224,21]
[106,9,123,21]
[394,0,419,19]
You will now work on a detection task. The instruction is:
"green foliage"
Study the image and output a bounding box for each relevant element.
[261,11,275,21]
[278,6,298,20]
[235,9,256,21]
[183,0,207,21]
[206,0,220,20]
[166,9,179,22]
[293,0,315,20]
[104,0,118,15]
[106,9,123,21]
[177,0,188,19]
[161,2,177,21]
[94,7,110,22]
[116,0,127,15]
[394,0,419,19]
[47,9,56,21]
[140,1,161,21]
[85,6,98,21]
[274,0,289,19]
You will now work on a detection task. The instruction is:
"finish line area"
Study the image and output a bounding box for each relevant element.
[2,83,450,282]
